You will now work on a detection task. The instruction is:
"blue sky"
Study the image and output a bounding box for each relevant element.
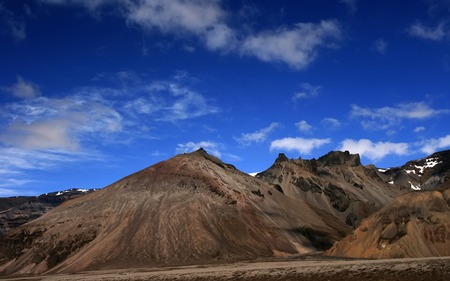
[1,0,450,196]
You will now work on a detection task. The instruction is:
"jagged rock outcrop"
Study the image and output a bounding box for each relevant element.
[326,190,450,258]
[256,151,403,228]
[0,149,348,276]
[0,189,96,236]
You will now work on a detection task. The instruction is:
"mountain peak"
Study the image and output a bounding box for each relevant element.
[275,153,289,163]
[318,151,361,167]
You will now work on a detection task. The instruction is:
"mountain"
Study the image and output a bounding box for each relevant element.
[379,150,450,191]
[326,150,450,258]
[256,151,404,228]
[0,189,96,236]
[0,149,348,275]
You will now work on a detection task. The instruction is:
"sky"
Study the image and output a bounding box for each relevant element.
[1,0,450,196]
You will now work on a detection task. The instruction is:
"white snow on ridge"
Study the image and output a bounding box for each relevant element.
[248,172,259,177]
[408,181,421,191]
[378,168,388,173]
[408,157,442,176]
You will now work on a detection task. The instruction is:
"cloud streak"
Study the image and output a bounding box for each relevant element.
[407,22,448,41]
[293,83,322,100]
[40,0,342,69]
[235,123,279,146]
[0,72,218,192]
[0,3,26,41]
[351,102,448,130]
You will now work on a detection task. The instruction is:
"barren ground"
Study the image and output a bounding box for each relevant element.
[1,255,449,281]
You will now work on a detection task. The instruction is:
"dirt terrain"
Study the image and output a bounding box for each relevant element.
[1,256,449,281]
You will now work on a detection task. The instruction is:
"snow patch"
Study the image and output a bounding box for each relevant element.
[378,168,388,173]
[388,181,394,185]
[405,169,416,174]
[408,181,421,191]
[248,172,259,177]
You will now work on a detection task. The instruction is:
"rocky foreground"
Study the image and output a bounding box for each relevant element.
[1,256,449,281]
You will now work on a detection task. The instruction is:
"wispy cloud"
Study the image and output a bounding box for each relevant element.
[420,134,450,154]
[351,102,448,130]
[235,123,279,146]
[339,139,409,161]
[293,83,322,100]
[340,0,357,14]
[374,38,388,54]
[295,120,314,134]
[321,118,342,130]
[3,76,41,99]
[0,72,218,191]
[407,22,448,41]
[242,20,341,69]
[41,0,342,69]
[270,137,331,155]
[0,3,26,41]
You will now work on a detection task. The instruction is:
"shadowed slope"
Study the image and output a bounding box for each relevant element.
[0,149,348,276]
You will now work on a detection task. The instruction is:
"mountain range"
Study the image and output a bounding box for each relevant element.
[0,149,449,276]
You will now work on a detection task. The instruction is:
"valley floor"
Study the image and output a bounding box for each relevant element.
[1,256,449,281]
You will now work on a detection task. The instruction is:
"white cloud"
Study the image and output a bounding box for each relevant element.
[407,22,448,41]
[351,102,448,130]
[321,118,342,130]
[0,73,219,190]
[0,3,26,41]
[340,0,357,14]
[293,83,322,100]
[414,126,425,133]
[270,137,331,155]
[3,76,41,99]
[0,95,122,151]
[242,20,341,69]
[176,141,222,158]
[374,38,387,54]
[295,120,314,134]
[235,123,279,146]
[41,0,342,69]
[339,139,409,161]
[420,134,450,154]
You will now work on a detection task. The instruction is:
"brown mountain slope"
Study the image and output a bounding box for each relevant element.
[0,149,348,276]
[326,189,450,258]
[256,151,404,228]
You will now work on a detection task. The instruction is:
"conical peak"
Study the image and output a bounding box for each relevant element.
[275,153,289,163]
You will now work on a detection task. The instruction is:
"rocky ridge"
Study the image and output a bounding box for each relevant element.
[256,151,403,228]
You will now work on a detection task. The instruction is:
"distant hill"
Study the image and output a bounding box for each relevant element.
[0,189,96,236]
